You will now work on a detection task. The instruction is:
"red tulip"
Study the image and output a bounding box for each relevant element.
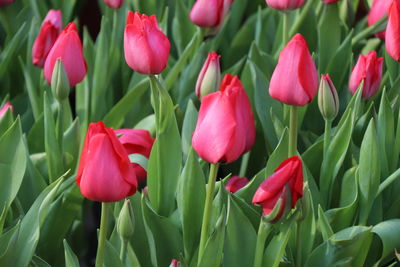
[0,102,13,119]
[196,51,221,99]
[0,0,13,6]
[189,0,233,31]
[169,259,181,267]
[124,11,170,75]
[349,51,383,98]
[44,22,87,87]
[322,0,340,3]
[114,129,155,184]
[77,122,137,202]
[192,74,256,164]
[252,156,303,222]
[368,0,391,39]
[266,0,305,11]
[225,176,248,193]
[104,0,124,8]
[386,0,400,60]
[32,10,62,67]
[269,34,318,106]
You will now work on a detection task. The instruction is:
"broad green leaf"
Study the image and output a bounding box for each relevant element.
[181,100,198,159]
[104,240,124,267]
[372,219,400,266]
[235,168,266,204]
[265,128,289,176]
[318,205,334,241]
[63,239,79,267]
[171,0,196,54]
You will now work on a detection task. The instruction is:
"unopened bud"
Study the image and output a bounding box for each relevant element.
[195,52,221,100]
[51,58,70,101]
[117,199,135,241]
[169,259,181,267]
[318,74,339,121]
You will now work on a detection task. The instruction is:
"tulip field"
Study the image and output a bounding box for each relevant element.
[2,0,400,266]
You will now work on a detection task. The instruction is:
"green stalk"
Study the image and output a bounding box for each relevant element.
[295,223,303,267]
[282,12,289,46]
[198,163,220,263]
[351,15,387,46]
[288,106,298,156]
[95,202,111,267]
[253,220,272,267]
[56,101,64,168]
[239,152,251,177]
[377,168,400,196]
[119,239,128,265]
[323,119,332,158]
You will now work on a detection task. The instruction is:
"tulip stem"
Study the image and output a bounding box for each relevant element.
[351,15,387,46]
[289,106,298,156]
[119,239,128,265]
[323,120,332,158]
[239,152,251,177]
[56,101,64,168]
[198,163,219,264]
[282,13,289,46]
[253,220,272,267]
[95,202,111,267]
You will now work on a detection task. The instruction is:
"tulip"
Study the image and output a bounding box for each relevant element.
[189,0,233,31]
[269,34,318,106]
[114,128,155,184]
[318,74,339,121]
[124,11,170,75]
[117,199,135,241]
[266,0,305,11]
[76,121,137,202]
[196,51,221,99]
[0,102,13,119]
[368,0,391,39]
[252,156,303,222]
[44,22,87,87]
[349,51,383,98]
[0,0,14,6]
[322,0,340,3]
[51,59,70,101]
[104,0,124,8]
[386,0,400,60]
[225,176,248,193]
[32,9,62,67]
[169,259,181,267]
[192,74,256,164]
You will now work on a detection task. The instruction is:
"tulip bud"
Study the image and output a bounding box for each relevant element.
[266,0,305,11]
[196,52,221,99]
[368,0,391,39]
[322,0,340,3]
[0,0,14,6]
[51,58,70,101]
[190,0,233,34]
[386,0,400,60]
[318,74,339,121]
[225,176,248,193]
[169,259,181,267]
[117,199,135,241]
[0,102,13,119]
[104,0,124,8]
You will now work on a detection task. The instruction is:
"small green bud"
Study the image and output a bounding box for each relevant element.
[318,74,339,121]
[51,58,70,102]
[117,199,135,241]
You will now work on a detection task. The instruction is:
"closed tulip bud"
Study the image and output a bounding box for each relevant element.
[225,176,248,193]
[318,74,339,121]
[386,0,400,60]
[349,51,383,98]
[252,156,303,222]
[51,58,70,101]
[0,102,13,119]
[322,0,340,3]
[266,0,305,11]
[196,52,221,99]
[0,0,14,6]
[44,22,87,87]
[269,34,318,106]
[32,9,62,67]
[124,11,170,75]
[368,0,391,39]
[114,129,155,184]
[77,122,138,202]
[104,0,124,8]
[190,0,233,33]
[169,259,181,267]
[192,74,256,164]
[117,199,135,241]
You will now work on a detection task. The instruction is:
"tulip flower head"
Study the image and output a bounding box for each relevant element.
[32,9,62,67]
[124,11,170,74]
[192,74,256,164]
[252,156,303,222]
[386,0,400,60]
[266,0,305,11]
[104,0,124,8]
[349,51,383,99]
[269,34,318,106]
[77,122,138,202]
[225,176,248,193]
[318,74,339,121]
[190,0,233,33]
[0,102,13,119]
[0,0,14,6]
[368,0,391,39]
[196,51,221,99]
[169,259,181,267]
[44,22,87,87]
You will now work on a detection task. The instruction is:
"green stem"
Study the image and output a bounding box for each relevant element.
[288,106,298,156]
[282,12,289,46]
[295,222,303,267]
[95,202,111,267]
[351,15,387,46]
[253,220,272,267]
[323,120,332,159]
[290,0,315,36]
[198,163,220,263]
[56,101,64,167]
[239,152,251,177]
[119,239,128,265]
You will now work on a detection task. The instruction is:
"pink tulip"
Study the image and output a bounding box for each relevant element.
[192,74,256,164]
[124,11,170,74]
[114,129,155,184]
[386,0,400,60]
[266,0,305,11]
[77,122,138,202]
[189,0,233,30]
[32,10,62,67]
[104,0,124,8]
[44,22,87,87]
[322,0,340,3]
[269,34,318,106]
[196,51,221,99]
[349,51,383,98]
[0,0,14,6]
[368,0,391,39]
[0,102,13,119]
[225,176,248,193]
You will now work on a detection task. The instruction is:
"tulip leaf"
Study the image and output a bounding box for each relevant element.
[104,240,124,267]
[235,168,266,204]
[63,239,79,267]
[172,0,196,55]
[318,205,334,241]
[128,154,148,171]
[181,100,198,160]
[358,119,380,225]
[265,127,289,176]
[371,219,400,265]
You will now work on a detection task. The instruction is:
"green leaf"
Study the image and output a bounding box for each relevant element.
[358,119,380,225]
[265,128,289,176]
[63,239,79,267]
[318,205,334,241]
[235,168,266,204]
[372,219,400,265]
[104,240,124,267]
[181,100,198,159]
[128,154,148,171]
